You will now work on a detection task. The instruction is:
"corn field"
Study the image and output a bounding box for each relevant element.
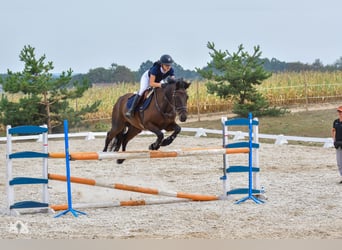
[3,71,342,122]
[73,71,342,121]
[258,71,342,106]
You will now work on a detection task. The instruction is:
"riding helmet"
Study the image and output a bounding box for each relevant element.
[160,54,174,65]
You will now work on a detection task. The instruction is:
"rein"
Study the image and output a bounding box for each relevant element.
[154,84,186,119]
[153,87,176,118]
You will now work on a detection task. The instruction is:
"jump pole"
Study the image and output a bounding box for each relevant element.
[48,173,220,201]
[50,198,191,211]
[48,147,249,161]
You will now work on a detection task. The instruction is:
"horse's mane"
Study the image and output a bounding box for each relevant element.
[163,77,190,90]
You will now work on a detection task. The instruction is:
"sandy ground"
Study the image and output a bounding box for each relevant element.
[1,132,342,239]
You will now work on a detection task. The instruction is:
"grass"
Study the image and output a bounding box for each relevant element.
[82,107,337,142]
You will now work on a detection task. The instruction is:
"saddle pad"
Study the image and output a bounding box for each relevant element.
[127,93,153,111]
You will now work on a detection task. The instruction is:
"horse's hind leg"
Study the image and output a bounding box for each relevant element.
[103,130,115,152]
[103,125,125,152]
[103,95,128,152]
[121,126,141,152]
[116,126,141,164]
[111,130,124,152]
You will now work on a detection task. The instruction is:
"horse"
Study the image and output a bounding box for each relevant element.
[103,78,191,163]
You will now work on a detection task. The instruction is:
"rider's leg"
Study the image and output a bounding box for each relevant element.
[138,70,150,95]
[126,70,149,118]
[125,94,140,118]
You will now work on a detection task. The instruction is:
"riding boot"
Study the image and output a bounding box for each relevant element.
[125,94,140,118]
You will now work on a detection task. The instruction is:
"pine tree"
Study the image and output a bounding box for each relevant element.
[0,45,100,132]
[197,42,285,116]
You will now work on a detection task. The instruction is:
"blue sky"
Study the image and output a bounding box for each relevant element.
[1,0,341,73]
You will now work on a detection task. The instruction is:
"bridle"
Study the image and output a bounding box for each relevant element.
[173,88,188,114]
[154,82,188,118]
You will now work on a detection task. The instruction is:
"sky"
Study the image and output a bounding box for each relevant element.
[1,0,341,73]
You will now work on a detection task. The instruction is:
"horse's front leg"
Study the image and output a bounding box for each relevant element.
[160,123,181,146]
[149,129,164,150]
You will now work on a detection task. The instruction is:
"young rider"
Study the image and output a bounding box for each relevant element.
[125,54,175,118]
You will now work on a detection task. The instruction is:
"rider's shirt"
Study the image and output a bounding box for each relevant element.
[148,63,175,83]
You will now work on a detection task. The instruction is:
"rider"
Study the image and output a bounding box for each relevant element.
[125,54,175,118]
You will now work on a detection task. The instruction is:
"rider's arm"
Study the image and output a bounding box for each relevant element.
[332,127,336,141]
[149,74,163,88]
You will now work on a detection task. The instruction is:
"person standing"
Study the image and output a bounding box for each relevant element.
[332,105,342,184]
[125,54,175,118]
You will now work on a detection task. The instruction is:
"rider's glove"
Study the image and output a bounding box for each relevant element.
[160,80,167,88]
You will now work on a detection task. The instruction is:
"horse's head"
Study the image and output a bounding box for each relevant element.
[172,78,191,122]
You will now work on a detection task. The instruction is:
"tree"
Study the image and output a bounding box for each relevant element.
[333,56,342,70]
[86,64,136,83]
[0,45,101,133]
[112,65,136,82]
[263,58,287,72]
[87,67,112,83]
[197,42,285,116]
[137,60,154,79]
[312,59,323,70]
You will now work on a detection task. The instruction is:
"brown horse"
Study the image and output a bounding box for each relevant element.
[103,78,191,163]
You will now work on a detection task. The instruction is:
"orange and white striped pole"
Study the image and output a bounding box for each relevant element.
[48,147,249,161]
[50,198,191,211]
[48,173,219,201]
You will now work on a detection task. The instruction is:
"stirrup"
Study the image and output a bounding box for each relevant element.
[125,112,132,118]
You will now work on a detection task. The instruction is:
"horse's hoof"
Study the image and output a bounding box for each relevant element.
[149,144,160,150]
[117,159,125,164]
[160,138,173,146]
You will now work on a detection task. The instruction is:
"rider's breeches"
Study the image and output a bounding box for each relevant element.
[138,70,150,95]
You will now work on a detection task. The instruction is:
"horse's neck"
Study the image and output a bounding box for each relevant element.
[155,86,175,114]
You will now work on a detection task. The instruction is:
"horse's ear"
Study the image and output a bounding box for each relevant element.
[185,81,191,89]
[176,79,191,89]
[166,76,176,84]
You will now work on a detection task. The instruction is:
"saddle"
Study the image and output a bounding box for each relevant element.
[126,88,154,112]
